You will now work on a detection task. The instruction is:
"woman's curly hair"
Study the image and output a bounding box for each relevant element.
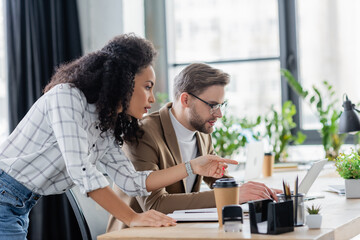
[44,33,157,145]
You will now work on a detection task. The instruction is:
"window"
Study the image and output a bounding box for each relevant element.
[0,0,8,142]
[166,0,281,119]
[146,0,359,145]
[297,0,360,131]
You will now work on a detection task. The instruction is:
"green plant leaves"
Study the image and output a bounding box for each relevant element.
[212,114,261,158]
[212,99,306,161]
[280,69,308,98]
[335,149,360,179]
[306,204,321,214]
[264,100,306,162]
[281,69,345,161]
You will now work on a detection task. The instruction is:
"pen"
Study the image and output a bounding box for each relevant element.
[183,211,214,214]
[285,181,291,200]
[282,180,287,200]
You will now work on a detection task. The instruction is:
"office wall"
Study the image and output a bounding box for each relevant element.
[76,0,166,110]
[76,0,145,54]
[77,0,124,54]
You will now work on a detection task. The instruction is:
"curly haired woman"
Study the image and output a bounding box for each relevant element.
[0,34,236,239]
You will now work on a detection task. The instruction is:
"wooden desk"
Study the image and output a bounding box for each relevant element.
[98,168,360,240]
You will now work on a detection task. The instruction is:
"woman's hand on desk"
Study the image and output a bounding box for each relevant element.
[129,210,177,227]
[239,181,280,203]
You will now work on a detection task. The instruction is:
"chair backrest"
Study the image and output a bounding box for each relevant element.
[66,177,111,240]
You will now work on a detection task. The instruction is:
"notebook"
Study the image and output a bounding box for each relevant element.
[327,185,345,195]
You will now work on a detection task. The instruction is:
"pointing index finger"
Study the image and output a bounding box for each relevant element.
[219,158,239,165]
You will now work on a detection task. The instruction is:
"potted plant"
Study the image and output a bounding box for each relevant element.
[212,113,261,158]
[306,204,322,229]
[281,69,346,161]
[263,100,306,163]
[335,149,360,198]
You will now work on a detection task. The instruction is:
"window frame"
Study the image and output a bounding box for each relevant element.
[144,0,327,145]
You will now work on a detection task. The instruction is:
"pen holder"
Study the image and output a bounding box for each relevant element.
[277,193,305,226]
[248,199,294,235]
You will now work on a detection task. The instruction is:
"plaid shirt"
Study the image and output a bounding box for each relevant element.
[0,84,151,196]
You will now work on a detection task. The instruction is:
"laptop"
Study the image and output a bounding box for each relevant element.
[169,159,327,222]
[242,160,327,211]
[298,159,327,195]
[243,141,264,180]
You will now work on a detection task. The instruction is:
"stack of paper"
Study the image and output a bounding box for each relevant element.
[167,204,249,222]
[167,208,218,222]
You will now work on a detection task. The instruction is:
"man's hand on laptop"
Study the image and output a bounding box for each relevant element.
[238,181,281,203]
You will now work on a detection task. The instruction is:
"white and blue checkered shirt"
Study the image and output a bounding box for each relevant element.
[0,84,151,196]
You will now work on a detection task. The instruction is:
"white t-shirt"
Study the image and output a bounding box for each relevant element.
[169,108,198,193]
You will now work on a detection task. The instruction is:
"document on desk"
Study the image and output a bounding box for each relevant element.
[327,185,345,195]
[167,208,218,222]
[167,205,249,222]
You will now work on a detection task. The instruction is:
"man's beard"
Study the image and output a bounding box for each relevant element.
[189,107,215,134]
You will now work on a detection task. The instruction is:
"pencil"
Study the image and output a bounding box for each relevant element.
[282,180,287,200]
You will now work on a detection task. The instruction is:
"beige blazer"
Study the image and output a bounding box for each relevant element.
[107,103,225,232]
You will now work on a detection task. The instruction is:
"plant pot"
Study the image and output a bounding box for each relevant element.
[345,179,360,199]
[306,214,322,229]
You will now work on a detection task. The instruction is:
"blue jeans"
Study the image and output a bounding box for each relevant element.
[0,170,41,240]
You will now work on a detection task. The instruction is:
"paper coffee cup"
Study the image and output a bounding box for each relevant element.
[262,153,274,177]
[213,178,239,227]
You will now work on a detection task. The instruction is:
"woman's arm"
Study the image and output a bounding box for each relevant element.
[88,186,176,227]
[145,155,238,191]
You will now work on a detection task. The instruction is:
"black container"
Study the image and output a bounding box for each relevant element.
[277,193,305,226]
[248,199,294,235]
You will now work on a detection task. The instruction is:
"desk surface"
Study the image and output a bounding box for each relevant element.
[98,167,360,240]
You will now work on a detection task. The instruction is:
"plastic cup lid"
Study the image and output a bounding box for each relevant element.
[213,178,238,188]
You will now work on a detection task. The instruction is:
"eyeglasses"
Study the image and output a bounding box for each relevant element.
[188,92,227,115]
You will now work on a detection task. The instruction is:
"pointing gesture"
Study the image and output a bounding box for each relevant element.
[190,155,238,178]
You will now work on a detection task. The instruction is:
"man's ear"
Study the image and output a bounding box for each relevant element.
[180,92,190,107]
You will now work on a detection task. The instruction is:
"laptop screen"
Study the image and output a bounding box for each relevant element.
[298,159,327,195]
[244,141,264,180]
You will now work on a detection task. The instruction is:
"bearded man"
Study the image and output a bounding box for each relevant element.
[107,63,278,231]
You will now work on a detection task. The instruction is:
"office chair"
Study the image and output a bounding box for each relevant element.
[66,177,111,240]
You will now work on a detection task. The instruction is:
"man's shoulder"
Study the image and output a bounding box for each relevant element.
[141,111,162,129]
[139,110,168,140]
[140,103,172,132]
